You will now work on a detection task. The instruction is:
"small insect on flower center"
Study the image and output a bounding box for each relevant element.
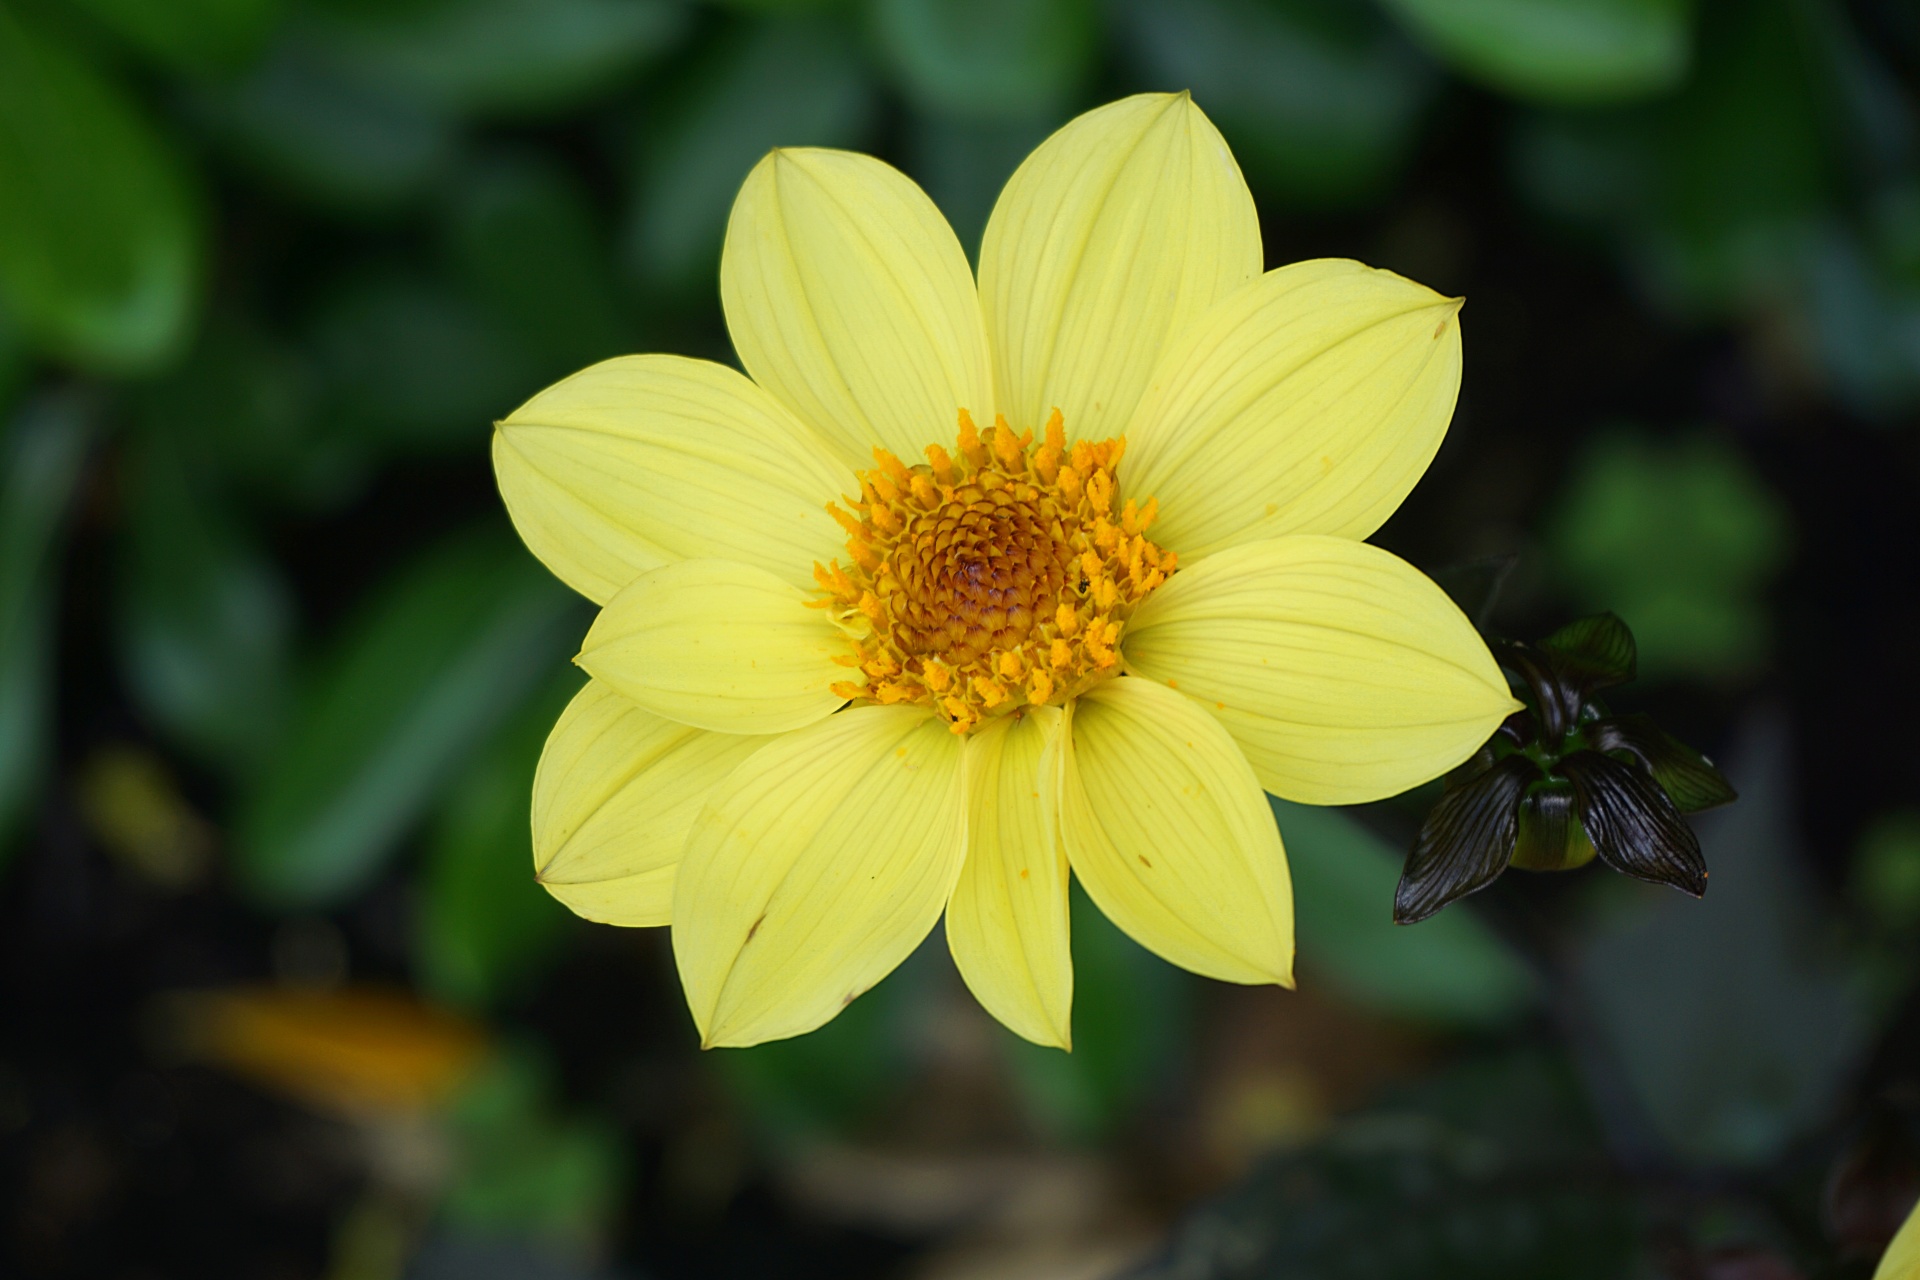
[813,408,1175,734]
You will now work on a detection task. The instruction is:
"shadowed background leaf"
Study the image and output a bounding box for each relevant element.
[236,527,584,908]
[0,8,203,371]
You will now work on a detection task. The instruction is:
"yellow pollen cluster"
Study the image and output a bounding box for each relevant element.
[813,408,1174,734]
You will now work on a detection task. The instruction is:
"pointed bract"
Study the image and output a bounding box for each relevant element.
[1560,749,1708,897]
[1394,754,1538,923]
[1538,611,1637,690]
[1591,713,1738,814]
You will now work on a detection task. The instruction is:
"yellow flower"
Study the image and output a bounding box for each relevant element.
[494,93,1520,1050]
[1881,1199,1920,1280]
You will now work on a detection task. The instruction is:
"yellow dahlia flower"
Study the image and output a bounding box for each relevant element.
[1879,1200,1920,1280]
[494,93,1519,1050]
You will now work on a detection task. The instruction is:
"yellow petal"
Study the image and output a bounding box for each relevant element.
[1124,536,1520,805]
[494,354,851,604]
[1877,1198,1920,1280]
[1124,260,1463,558]
[978,92,1262,440]
[578,559,847,735]
[946,707,1071,1049]
[673,705,967,1048]
[721,148,993,468]
[1059,678,1292,986]
[533,680,767,927]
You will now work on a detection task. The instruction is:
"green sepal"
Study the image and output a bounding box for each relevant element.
[1590,713,1737,814]
[1394,754,1539,925]
[1538,611,1637,691]
[1510,779,1598,872]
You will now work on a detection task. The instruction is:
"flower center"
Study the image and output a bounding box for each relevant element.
[814,409,1174,734]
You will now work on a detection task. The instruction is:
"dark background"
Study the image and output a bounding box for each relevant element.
[2,0,1918,1276]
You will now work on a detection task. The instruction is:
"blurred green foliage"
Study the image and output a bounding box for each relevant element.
[1001,885,1194,1141]
[1118,0,1434,208]
[441,1046,628,1251]
[1854,809,1920,934]
[0,396,89,857]
[1547,427,1791,680]
[417,672,579,1011]
[625,16,874,290]
[1137,1050,1636,1278]
[115,428,294,776]
[0,8,202,371]
[1574,716,1868,1168]
[235,527,582,908]
[1273,797,1537,1027]
[1384,0,1693,103]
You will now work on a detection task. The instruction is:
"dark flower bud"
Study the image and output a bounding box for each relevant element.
[1394,611,1733,923]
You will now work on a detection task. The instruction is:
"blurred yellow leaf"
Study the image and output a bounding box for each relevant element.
[170,986,488,1117]
[77,745,214,889]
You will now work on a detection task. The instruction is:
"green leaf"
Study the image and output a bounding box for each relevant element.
[54,0,283,73]
[624,16,874,291]
[310,269,541,454]
[115,432,293,777]
[441,1046,626,1249]
[1001,885,1193,1141]
[196,36,459,214]
[0,395,90,855]
[1512,0,1834,317]
[1573,715,1868,1167]
[1379,0,1693,104]
[0,9,203,371]
[1643,0,1830,309]
[235,526,584,909]
[310,0,686,118]
[0,307,27,423]
[1137,1052,1635,1278]
[1546,428,1791,680]
[1590,713,1736,814]
[1851,809,1920,934]
[416,672,578,1011]
[1538,610,1637,688]
[132,317,360,512]
[443,154,629,371]
[1274,797,1537,1027]
[871,0,1095,121]
[1116,0,1435,207]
